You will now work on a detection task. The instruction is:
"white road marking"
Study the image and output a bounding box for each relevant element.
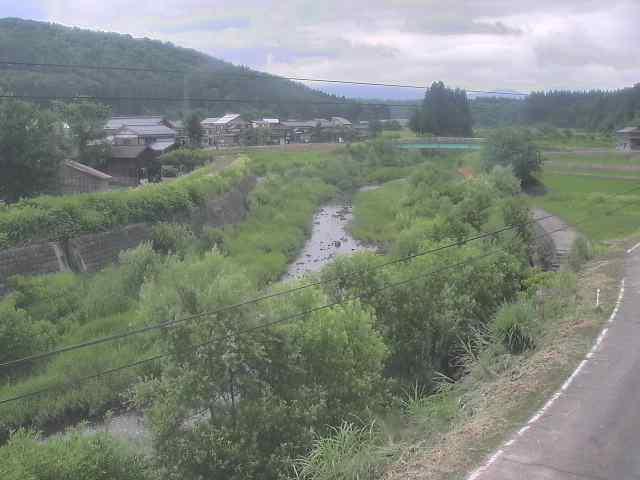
[467,278,626,479]
[627,242,640,254]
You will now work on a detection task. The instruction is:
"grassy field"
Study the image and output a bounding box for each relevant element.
[531,151,640,241]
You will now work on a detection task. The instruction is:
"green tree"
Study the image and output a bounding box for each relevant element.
[56,101,111,167]
[136,252,387,480]
[410,81,473,137]
[369,119,382,138]
[481,128,543,186]
[0,296,54,374]
[185,111,204,147]
[0,98,64,202]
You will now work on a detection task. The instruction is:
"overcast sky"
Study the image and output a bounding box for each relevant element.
[2,0,639,99]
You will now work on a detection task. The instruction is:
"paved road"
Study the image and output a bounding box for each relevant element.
[469,248,640,479]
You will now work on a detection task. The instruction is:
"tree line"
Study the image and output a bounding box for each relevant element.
[470,86,640,131]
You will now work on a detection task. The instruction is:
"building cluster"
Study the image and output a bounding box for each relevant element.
[200,114,366,147]
[58,113,377,192]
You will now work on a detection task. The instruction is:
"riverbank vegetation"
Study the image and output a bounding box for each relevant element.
[0,142,428,440]
[1,137,611,480]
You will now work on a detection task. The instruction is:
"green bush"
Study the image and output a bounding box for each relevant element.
[198,226,228,254]
[0,430,152,480]
[0,296,55,369]
[295,422,384,480]
[160,147,215,171]
[491,300,538,354]
[80,243,160,320]
[161,165,180,177]
[568,236,593,272]
[151,222,195,256]
[9,273,84,327]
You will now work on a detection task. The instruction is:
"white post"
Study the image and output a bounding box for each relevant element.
[596,288,600,307]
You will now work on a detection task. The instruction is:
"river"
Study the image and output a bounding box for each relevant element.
[52,193,375,443]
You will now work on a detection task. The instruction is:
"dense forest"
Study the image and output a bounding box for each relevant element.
[470,86,640,131]
[523,87,640,131]
[0,18,385,121]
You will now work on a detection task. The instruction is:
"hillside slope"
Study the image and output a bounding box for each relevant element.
[0,18,370,119]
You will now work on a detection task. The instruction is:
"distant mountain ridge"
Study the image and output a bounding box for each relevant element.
[0,18,374,120]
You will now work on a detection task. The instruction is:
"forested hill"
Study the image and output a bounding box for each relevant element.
[0,18,376,120]
[471,87,640,131]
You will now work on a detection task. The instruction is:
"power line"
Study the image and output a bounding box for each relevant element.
[4,180,640,370]
[0,60,530,97]
[2,185,639,406]
[0,94,417,110]
[0,248,502,406]
[0,212,555,370]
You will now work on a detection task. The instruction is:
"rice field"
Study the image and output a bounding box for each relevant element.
[532,152,640,241]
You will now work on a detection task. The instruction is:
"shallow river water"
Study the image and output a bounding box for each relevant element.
[55,194,376,442]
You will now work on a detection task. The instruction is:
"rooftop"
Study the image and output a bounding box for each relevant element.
[149,140,176,152]
[617,126,640,134]
[115,125,176,136]
[207,113,242,125]
[106,116,165,130]
[64,160,112,180]
[111,145,148,159]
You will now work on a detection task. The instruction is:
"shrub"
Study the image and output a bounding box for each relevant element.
[161,165,180,177]
[151,222,195,256]
[0,296,55,372]
[481,129,543,186]
[9,273,84,327]
[295,422,384,480]
[491,300,538,354]
[198,226,228,254]
[0,429,152,480]
[80,243,160,319]
[568,236,593,272]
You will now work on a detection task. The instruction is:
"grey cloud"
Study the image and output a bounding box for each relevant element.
[403,17,522,36]
[39,0,640,95]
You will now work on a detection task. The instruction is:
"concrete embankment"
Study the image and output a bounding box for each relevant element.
[0,176,256,294]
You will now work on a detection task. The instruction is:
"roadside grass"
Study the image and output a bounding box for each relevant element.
[351,180,408,247]
[308,248,624,480]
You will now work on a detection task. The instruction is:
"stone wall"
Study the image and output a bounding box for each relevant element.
[0,176,256,292]
[68,224,154,273]
[0,242,70,295]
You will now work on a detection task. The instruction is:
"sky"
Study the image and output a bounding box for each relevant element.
[2,0,640,100]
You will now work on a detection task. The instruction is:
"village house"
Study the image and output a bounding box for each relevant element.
[202,113,249,147]
[616,126,640,151]
[166,119,188,146]
[251,118,286,145]
[104,116,177,185]
[282,120,317,144]
[58,159,112,194]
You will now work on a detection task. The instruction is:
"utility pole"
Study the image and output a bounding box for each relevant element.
[183,73,190,114]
